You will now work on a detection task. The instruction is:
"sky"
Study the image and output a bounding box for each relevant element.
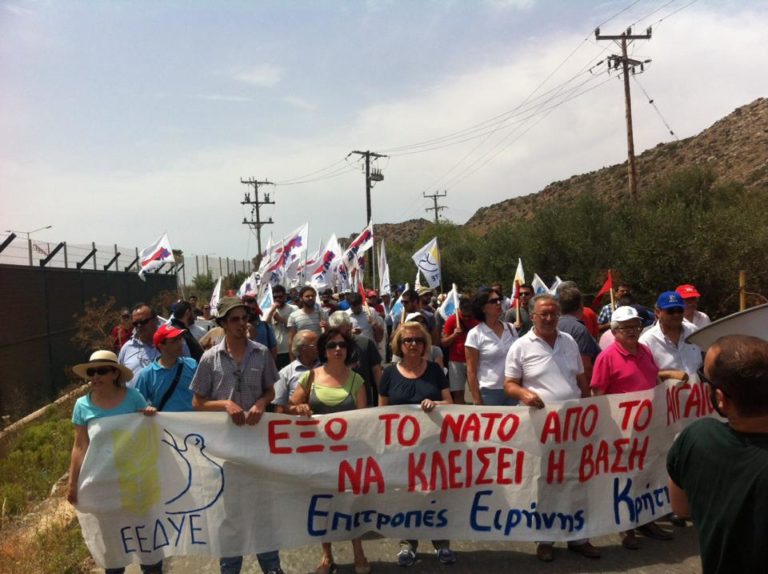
[2,0,767,263]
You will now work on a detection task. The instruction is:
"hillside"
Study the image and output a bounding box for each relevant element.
[463,97,768,233]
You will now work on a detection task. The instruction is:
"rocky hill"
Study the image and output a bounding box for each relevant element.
[463,97,768,233]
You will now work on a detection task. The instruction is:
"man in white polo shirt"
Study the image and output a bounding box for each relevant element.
[503,293,598,563]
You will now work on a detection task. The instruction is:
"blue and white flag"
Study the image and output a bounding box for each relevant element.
[531,273,549,296]
[237,272,258,297]
[438,284,459,320]
[389,282,410,324]
[259,283,274,311]
[138,232,175,280]
[549,276,563,294]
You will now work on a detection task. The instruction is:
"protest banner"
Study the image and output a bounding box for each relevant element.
[74,380,713,568]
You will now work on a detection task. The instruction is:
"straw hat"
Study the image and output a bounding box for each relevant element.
[72,350,134,383]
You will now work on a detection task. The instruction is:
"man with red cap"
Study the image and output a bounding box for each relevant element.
[134,324,197,412]
[675,284,711,330]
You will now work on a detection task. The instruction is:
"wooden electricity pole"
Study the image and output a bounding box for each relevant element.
[424,191,448,224]
[240,178,275,257]
[595,26,652,199]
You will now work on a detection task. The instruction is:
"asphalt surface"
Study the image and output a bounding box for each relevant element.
[121,518,702,574]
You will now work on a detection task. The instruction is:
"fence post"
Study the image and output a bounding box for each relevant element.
[114,244,119,271]
[64,242,68,268]
[92,241,97,270]
[27,238,33,266]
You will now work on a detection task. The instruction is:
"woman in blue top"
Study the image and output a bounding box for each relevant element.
[67,350,157,574]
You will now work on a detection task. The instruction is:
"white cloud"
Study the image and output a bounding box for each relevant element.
[232,65,282,88]
[282,96,317,111]
[189,94,253,102]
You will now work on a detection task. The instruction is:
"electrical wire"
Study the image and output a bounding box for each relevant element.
[632,75,679,140]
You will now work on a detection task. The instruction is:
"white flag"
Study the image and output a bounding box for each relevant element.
[512,258,526,301]
[310,234,342,289]
[343,222,374,269]
[549,276,563,294]
[237,272,259,297]
[412,237,441,289]
[378,240,391,295]
[531,273,549,296]
[414,269,423,290]
[138,233,175,280]
[209,277,223,317]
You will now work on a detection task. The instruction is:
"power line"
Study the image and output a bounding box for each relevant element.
[240,178,275,255]
[423,191,448,224]
[632,75,679,140]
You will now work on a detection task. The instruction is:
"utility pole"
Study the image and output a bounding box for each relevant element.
[423,191,448,224]
[595,26,652,199]
[350,150,388,287]
[240,178,275,258]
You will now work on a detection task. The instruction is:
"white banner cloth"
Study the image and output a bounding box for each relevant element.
[75,380,712,568]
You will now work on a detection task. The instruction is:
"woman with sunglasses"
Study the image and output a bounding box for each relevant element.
[67,350,157,574]
[289,328,371,574]
[465,288,519,406]
[379,321,455,567]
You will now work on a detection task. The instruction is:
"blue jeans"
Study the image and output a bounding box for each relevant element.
[480,388,518,406]
[220,551,281,574]
[105,561,162,574]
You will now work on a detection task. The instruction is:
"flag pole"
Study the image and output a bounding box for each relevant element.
[609,269,616,310]
[515,280,521,323]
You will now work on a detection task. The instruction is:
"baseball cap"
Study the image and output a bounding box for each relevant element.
[366,289,378,298]
[675,284,701,299]
[612,306,640,323]
[656,291,685,310]
[153,323,185,347]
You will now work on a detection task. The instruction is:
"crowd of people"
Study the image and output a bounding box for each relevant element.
[67,279,768,574]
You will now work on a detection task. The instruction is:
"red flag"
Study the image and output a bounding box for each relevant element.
[591,270,613,310]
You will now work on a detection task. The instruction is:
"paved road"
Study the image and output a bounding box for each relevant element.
[122,520,701,574]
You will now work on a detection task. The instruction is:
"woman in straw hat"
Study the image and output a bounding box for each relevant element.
[67,350,156,507]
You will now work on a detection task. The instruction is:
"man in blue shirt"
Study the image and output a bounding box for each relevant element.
[135,323,197,412]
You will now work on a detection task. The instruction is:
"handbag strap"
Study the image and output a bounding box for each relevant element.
[157,362,184,411]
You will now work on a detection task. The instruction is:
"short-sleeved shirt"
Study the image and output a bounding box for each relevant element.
[558,314,601,361]
[190,338,279,409]
[72,387,147,426]
[349,335,382,390]
[298,370,365,408]
[505,330,583,403]
[639,322,702,375]
[346,308,375,341]
[464,322,518,390]
[287,308,328,336]
[442,314,479,363]
[379,361,449,405]
[249,319,276,350]
[272,359,318,406]
[667,418,768,574]
[118,337,161,385]
[590,341,659,394]
[271,303,297,354]
[134,357,197,412]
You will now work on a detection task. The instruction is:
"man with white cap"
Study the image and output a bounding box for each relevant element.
[591,305,685,548]
[134,323,197,412]
[675,284,711,330]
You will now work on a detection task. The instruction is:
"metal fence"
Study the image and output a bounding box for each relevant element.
[0,264,178,420]
[0,232,251,286]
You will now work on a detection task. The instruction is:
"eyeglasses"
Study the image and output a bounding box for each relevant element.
[697,367,730,396]
[132,316,156,328]
[533,312,560,319]
[87,366,115,377]
[325,341,347,350]
[519,292,533,298]
[664,308,684,314]
[615,325,643,333]
[227,315,249,323]
[402,337,426,346]
[487,298,502,305]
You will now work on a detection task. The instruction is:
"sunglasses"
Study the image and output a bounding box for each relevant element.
[87,366,116,377]
[520,292,533,297]
[664,308,684,314]
[132,316,156,328]
[402,337,426,345]
[697,367,730,396]
[487,298,502,304]
[325,341,347,350]
[228,315,249,323]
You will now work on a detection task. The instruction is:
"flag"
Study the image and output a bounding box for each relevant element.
[438,284,459,320]
[138,233,175,280]
[512,258,526,300]
[259,283,274,311]
[310,234,342,289]
[531,273,549,296]
[411,237,441,289]
[549,276,563,295]
[378,240,391,295]
[389,282,410,323]
[343,222,374,268]
[237,272,258,297]
[591,270,613,310]
[414,269,423,291]
[209,277,223,317]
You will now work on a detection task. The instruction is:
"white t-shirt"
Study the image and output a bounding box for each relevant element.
[505,330,583,403]
[347,308,375,341]
[639,322,702,375]
[465,321,518,390]
[272,303,298,354]
[690,310,711,330]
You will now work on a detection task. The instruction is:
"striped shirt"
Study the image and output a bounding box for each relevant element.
[190,338,278,409]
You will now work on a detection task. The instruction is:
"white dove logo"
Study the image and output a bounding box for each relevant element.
[162,430,224,515]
